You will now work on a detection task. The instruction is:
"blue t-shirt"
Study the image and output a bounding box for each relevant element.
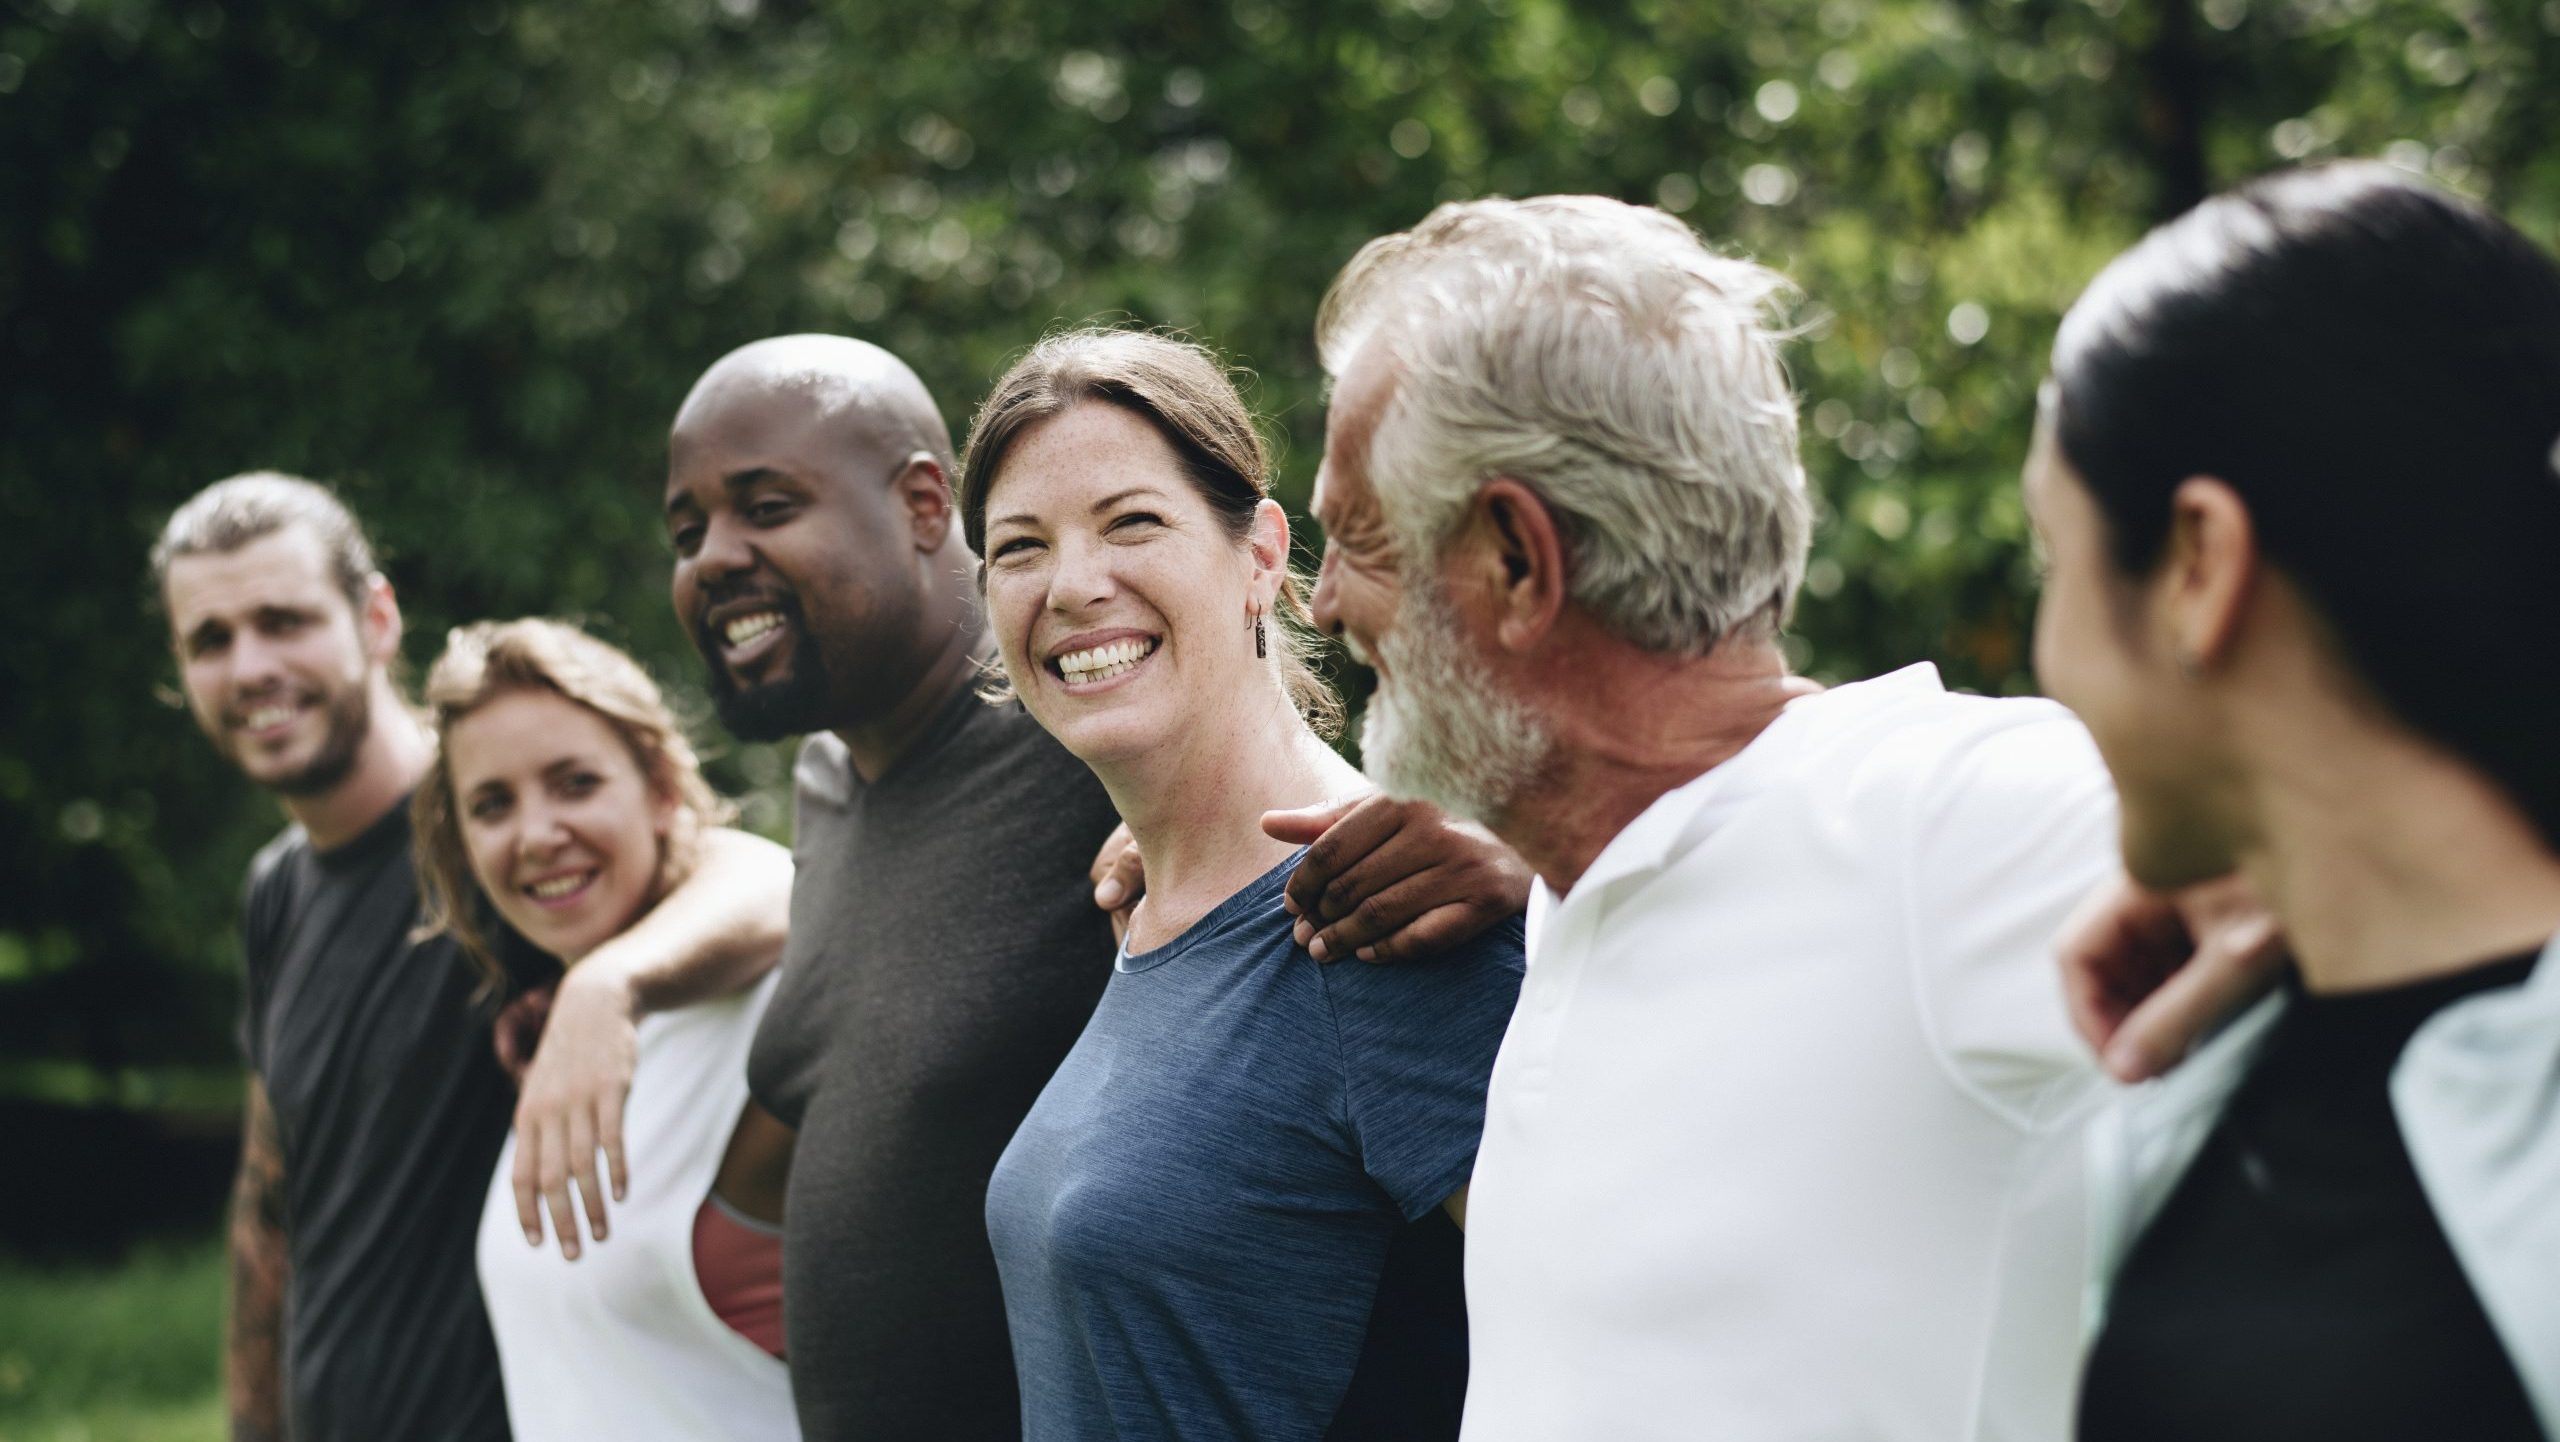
[986,850,1525,1442]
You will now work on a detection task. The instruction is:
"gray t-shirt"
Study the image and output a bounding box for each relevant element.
[749,685,1121,1440]
[239,798,515,1442]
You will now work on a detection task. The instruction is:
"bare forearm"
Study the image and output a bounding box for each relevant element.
[583,827,790,1015]
[510,829,791,1252]
[227,1082,290,1442]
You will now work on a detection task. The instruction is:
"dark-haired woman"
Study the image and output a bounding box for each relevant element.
[963,329,1524,1441]
[2024,161,2560,1438]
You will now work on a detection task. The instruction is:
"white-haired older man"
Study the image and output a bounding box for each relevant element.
[1309,196,2118,1441]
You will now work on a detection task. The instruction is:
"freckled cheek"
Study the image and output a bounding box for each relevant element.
[1116,553,1190,626]
[983,570,1048,680]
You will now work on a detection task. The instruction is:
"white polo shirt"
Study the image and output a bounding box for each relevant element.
[1461,665,2117,1442]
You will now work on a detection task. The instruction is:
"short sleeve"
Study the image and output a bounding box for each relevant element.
[235,843,289,1075]
[1904,707,2119,1130]
[1324,919,1527,1218]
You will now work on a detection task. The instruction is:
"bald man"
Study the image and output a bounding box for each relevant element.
[660,336,1529,1438]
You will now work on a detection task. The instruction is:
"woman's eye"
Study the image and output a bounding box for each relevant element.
[468,795,509,822]
[559,772,602,798]
[1111,512,1163,533]
[991,536,1042,561]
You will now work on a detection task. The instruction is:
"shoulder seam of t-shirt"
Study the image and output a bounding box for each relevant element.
[1897,710,2068,1135]
[238,862,279,1074]
[243,827,308,952]
[239,828,320,1075]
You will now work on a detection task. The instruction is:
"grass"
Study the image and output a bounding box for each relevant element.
[0,1240,224,1442]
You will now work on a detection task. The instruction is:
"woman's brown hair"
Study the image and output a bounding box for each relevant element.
[956,327,1342,737]
[413,618,735,993]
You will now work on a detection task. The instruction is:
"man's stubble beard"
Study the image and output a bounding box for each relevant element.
[1358,576,1554,831]
[251,678,372,799]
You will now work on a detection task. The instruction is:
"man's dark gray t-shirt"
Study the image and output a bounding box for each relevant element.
[239,798,514,1442]
[749,685,1120,1440]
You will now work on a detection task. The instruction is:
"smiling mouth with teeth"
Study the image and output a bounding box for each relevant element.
[525,872,595,902]
[724,611,786,648]
[1052,637,1158,684]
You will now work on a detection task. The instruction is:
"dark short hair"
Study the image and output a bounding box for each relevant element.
[957,327,1342,737]
[2052,160,2560,842]
[151,471,377,611]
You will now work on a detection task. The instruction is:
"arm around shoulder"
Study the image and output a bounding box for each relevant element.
[1271,794,1532,965]
[509,826,792,1257]
[587,826,793,1013]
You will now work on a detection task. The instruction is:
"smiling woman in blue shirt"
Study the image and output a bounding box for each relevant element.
[959,328,1523,1442]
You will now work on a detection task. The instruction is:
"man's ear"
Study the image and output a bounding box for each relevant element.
[2160,476,2257,670]
[360,573,403,667]
[894,453,955,552]
[1470,478,1570,654]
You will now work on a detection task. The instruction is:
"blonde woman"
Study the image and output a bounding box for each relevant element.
[414,619,798,1441]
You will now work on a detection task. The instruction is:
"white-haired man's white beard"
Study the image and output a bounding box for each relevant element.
[1357,577,1553,829]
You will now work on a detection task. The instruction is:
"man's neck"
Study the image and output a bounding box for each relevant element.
[833,614,991,784]
[2235,706,2560,993]
[286,688,434,852]
[1500,632,1808,897]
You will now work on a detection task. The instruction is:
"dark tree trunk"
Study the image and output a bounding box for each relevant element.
[2139,0,2210,219]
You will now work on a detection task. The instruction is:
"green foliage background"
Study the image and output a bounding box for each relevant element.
[6,0,2558,1099]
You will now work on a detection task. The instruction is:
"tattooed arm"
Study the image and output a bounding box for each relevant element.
[227,1076,290,1442]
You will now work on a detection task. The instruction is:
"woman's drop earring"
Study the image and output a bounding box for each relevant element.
[1254,611,1268,659]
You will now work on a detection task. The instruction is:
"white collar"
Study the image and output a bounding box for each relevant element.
[1539,662,1948,907]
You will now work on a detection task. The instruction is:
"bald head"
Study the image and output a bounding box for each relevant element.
[663,334,982,746]
[673,334,955,473]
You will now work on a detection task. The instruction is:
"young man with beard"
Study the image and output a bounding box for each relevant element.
[1307,199,2121,1440]
[158,473,788,1442]
[661,334,1529,1439]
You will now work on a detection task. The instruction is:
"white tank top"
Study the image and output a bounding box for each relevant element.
[476,970,798,1442]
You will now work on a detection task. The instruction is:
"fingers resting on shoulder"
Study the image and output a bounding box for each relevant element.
[2057,869,2289,1083]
